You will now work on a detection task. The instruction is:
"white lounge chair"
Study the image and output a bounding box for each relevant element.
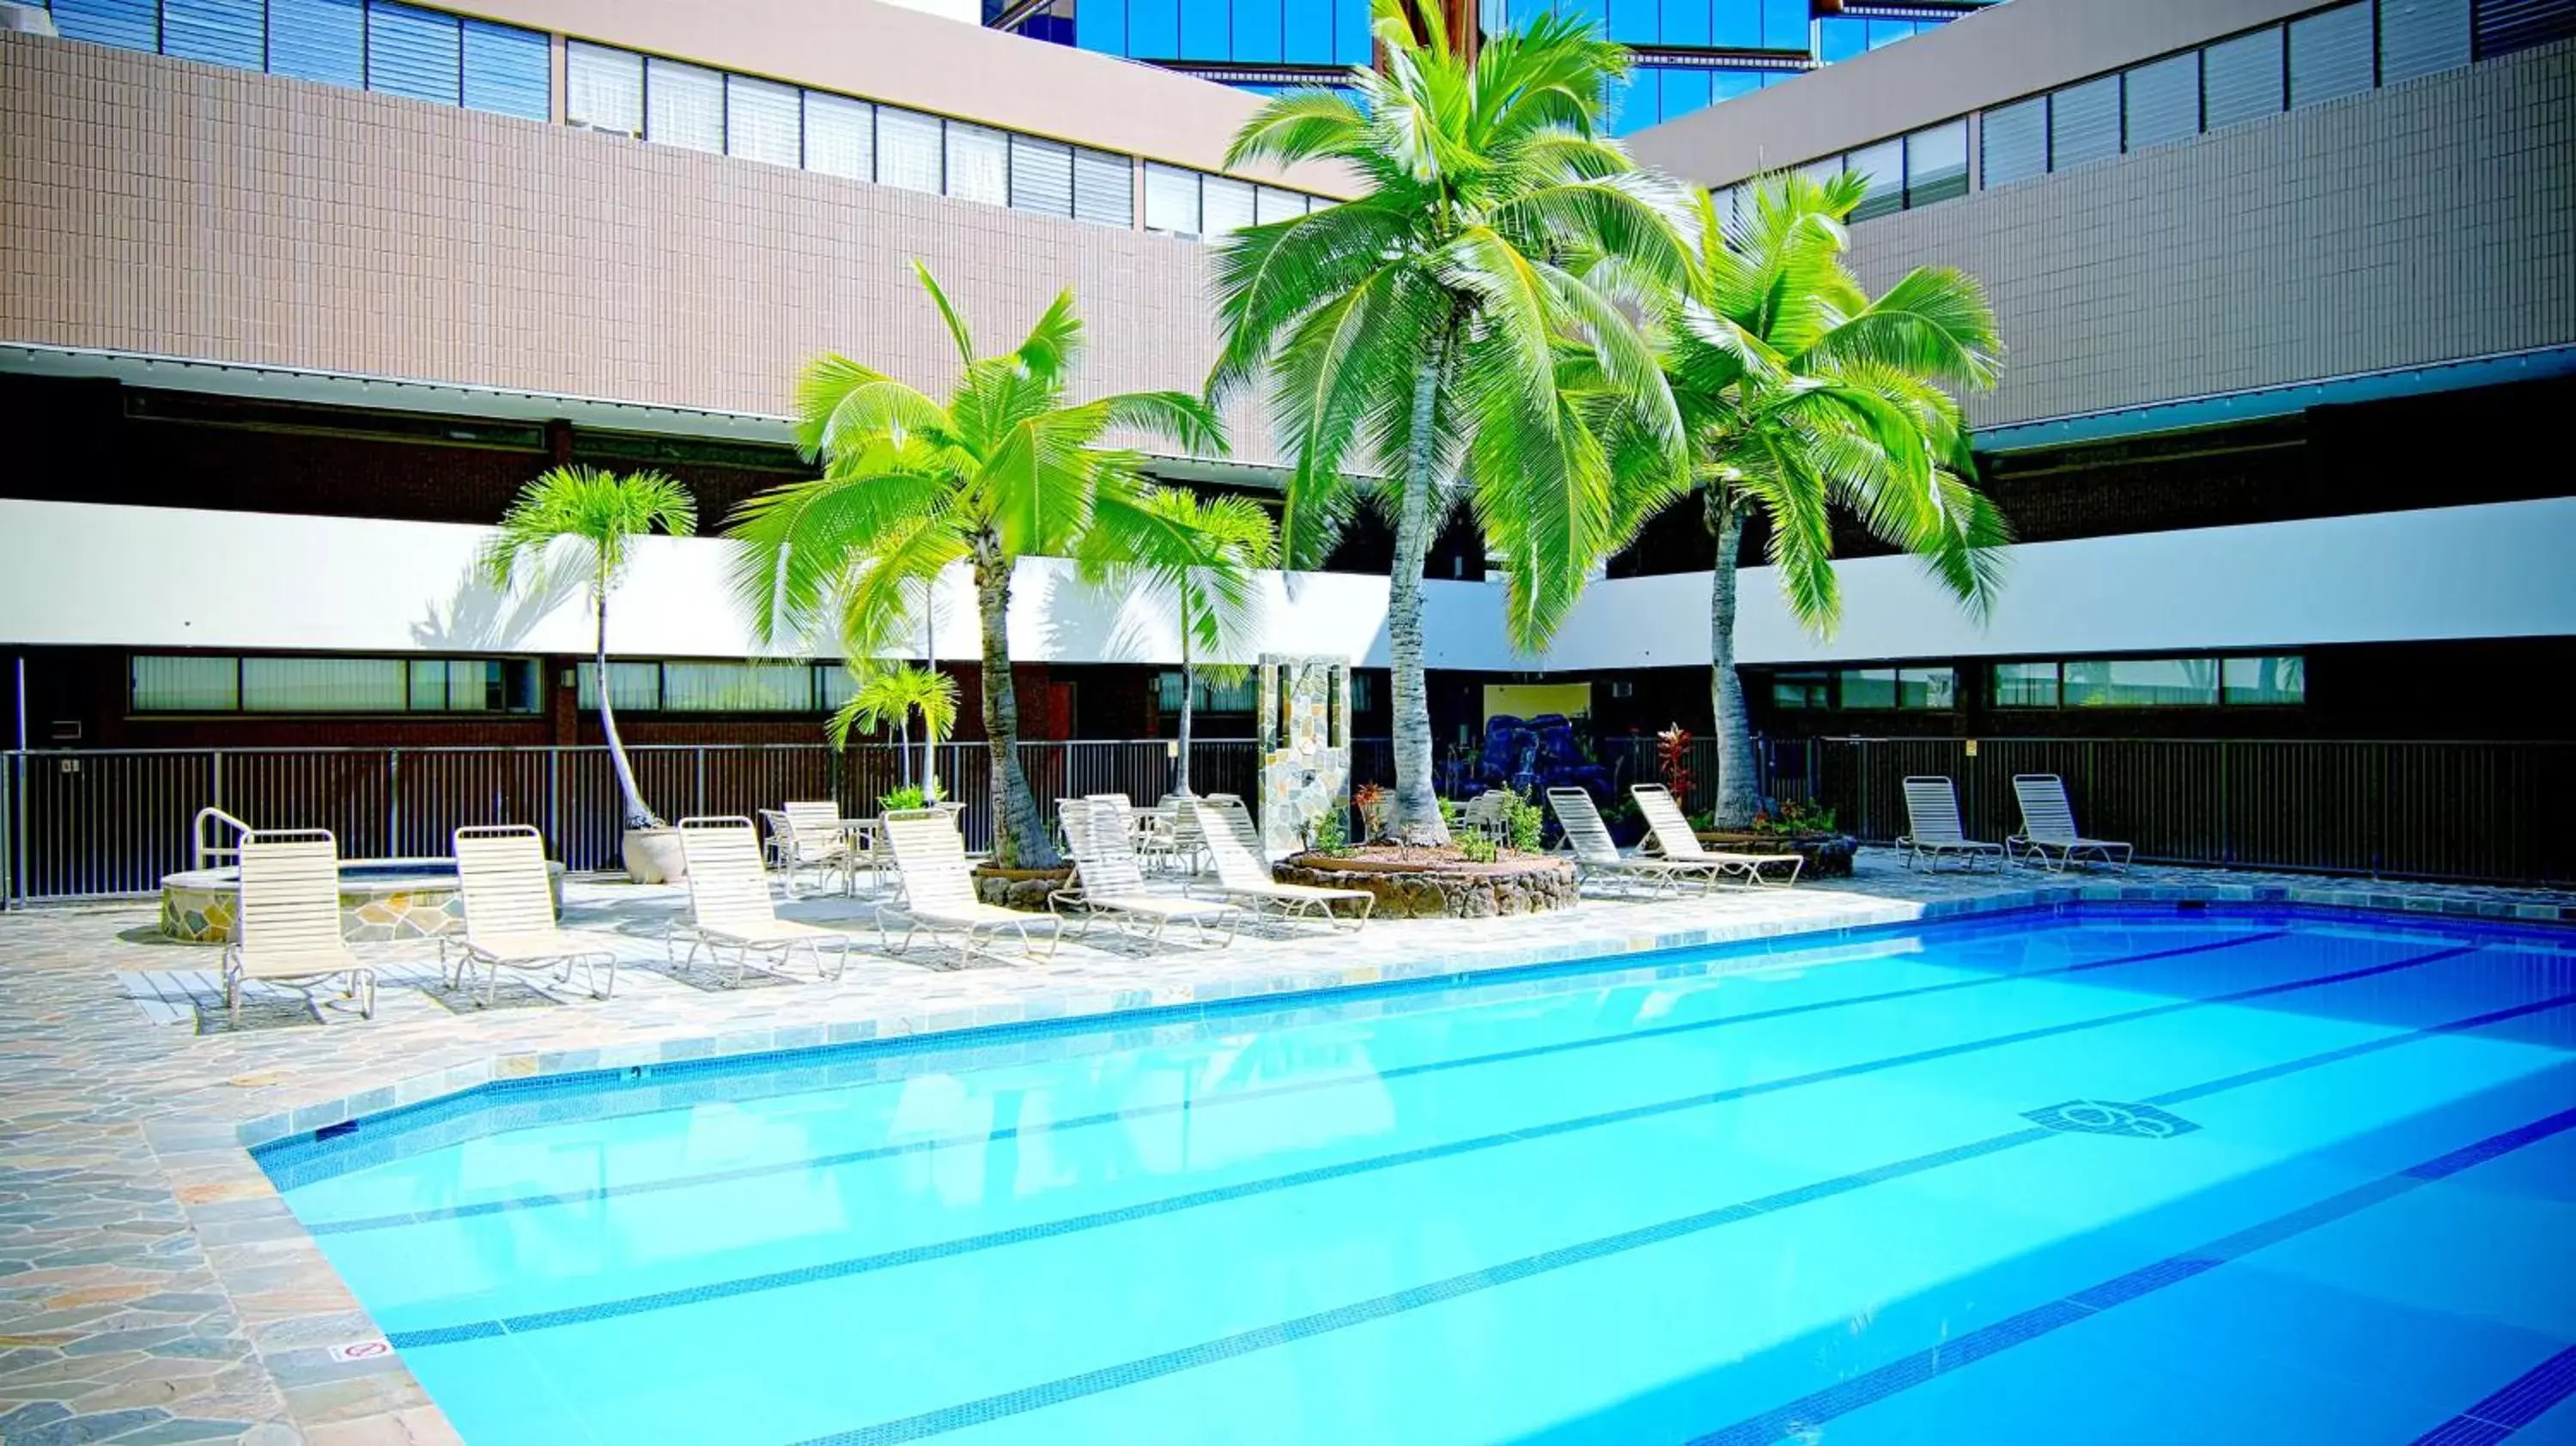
[2010,774,2136,873]
[1188,796,1373,929]
[442,825,622,1005]
[666,817,854,985]
[777,800,855,898]
[876,808,1062,965]
[1895,777,2008,871]
[1547,788,1731,896]
[1054,795,1242,951]
[224,829,375,1023]
[1632,785,1804,887]
[1455,789,1516,846]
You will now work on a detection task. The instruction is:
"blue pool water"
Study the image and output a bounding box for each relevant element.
[260,905,2576,1444]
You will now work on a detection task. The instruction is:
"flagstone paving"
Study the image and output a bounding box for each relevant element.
[1,854,2568,1443]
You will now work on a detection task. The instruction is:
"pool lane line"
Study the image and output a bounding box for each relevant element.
[305,929,2293,1236]
[769,975,2569,1446]
[1687,1108,2576,1446]
[2406,1344,2576,1445]
[380,942,2485,1353]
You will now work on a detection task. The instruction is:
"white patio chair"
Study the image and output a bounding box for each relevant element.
[1188,796,1372,929]
[1894,776,2008,871]
[2010,774,2136,873]
[777,799,855,898]
[1052,794,1242,951]
[224,829,375,1023]
[877,808,1062,964]
[1546,788,1728,896]
[443,825,620,1005]
[1632,785,1803,887]
[665,817,854,985]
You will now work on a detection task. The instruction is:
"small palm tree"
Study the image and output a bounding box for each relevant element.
[1078,487,1278,797]
[730,263,1225,867]
[829,664,958,793]
[1210,0,1695,842]
[481,465,697,831]
[1668,174,2008,825]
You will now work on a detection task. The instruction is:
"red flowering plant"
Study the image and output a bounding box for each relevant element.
[1351,781,1389,842]
[1655,725,1696,801]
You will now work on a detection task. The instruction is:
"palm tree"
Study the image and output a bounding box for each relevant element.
[829,663,958,793]
[729,263,1225,868]
[1209,0,1696,843]
[1078,487,1278,797]
[481,465,696,833]
[1668,174,2009,826]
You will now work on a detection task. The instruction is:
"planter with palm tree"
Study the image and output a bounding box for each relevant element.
[1210,0,1696,846]
[1078,486,1275,799]
[482,465,697,882]
[1664,174,2008,827]
[730,263,1225,868]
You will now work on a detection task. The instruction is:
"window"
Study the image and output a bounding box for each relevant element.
[48,0,159,52]
[132,656,240,713]
[2047,74,2123,171]
[459,18,549,121]
[408,659,537,713]
[1157,671,1258,713]
[134,655,539,713]
[1828,667,1953,708]
[162,0,264,70]
[945,122,1010,207]
[576,663,662,713]
[2202,27,2286,129]
[2476,0,2576,57]
[1771,672,1831,709]
[1793,155,1845,190]
[2123,51,2201,149]
[566,41,644,136]
[804,92,875,181]
[1201,174,1257,237]
[270,0,364,88]
[877,106,945,193]
[1838,669,1898,709]
[660,662,815,713]
[1255,185,1308,226]
[1993,661,2061,708]
[2290,3,2376,107]
[1072,148,1134,228]
[1145,163,1201,235]
[1903,121,1968,207]
[1897,668,1956,709]
[2379,0,2470,82]
[726,75,803,167]
[365,2,461,105]
[1010,134,1075,216]
[2223,655,2306,704]
[2063,658,2220,708]
[1846,138,1903,222]
[1980,96,2048,187]
[645,57,726,154]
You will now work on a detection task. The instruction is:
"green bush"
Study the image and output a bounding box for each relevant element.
[1309,807,1352,857]
[1457,835,1500,863]
[880,786,929,812]
[1503,790,1546,854]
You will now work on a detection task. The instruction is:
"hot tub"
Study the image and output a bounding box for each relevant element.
[157,858,565,944]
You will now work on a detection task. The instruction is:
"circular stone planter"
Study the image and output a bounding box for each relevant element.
[157,858,567,945]
[973,865,1075,913]
[1276,851,1579,920]
[1697,830,1858,879]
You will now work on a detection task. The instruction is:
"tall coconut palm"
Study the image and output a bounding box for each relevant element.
[729,263,1224,868]
[1668,173,2009,825]
[1078,486,1278,797]
[828,664,958,794]
[1209,0,1697,843]
[481,465,696,831]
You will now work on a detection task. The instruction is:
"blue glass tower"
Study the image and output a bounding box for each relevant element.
[987,1,2002,130]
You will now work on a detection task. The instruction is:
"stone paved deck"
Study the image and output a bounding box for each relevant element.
[2,854,2569,1444]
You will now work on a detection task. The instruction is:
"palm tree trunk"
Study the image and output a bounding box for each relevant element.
[1708,494,1761,829]
[594,586,655,829]
[1385,335,1455,846]
[973,533,1057,868]
[1173,594,1196,799]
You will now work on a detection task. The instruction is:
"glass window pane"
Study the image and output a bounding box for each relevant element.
[1255,184,1306,225]
[576,663,661,712]
[565,42,642,137]
[133,656,240,713]
[460,19,550,121]
[660,662,813,713]
[1904,121,1967,206]
[242,657,407,712]
[366,2,462,106]
[726,74,801,167]
[48,0,159,52]
[2477,0,2576,57]
[1285,0,1333,60]
[944,121,1009,206]
[1839,669,1898,709]
[2290,3,2374,108]
[1847,138,1903,221]
[1072,147,1135,228]
[1711,0,1759,47]
[1144,162,1201,235]
[2123,51,2200,149]
[1897,668,1956,709]
[1011,134,1075,216]
[1993,661,2060,708]
[645,57,725,153]
[163,0,266,71]
[804,92,874,181]
[269,0,365,88]
[1761,0,1806,49]
[877,106,945,193]
[1817,15,1867,61]
[1770,672,1829,709]
[1794,155,1844,191]
[2202,27,2285,129]
[1233,0,1282,58]
[1129,0,1178,55]
[2048,74,2122,171]
[2379,0,2470,82]
[409,660,450,711]
[1200,174,1256,237]
[2223,655,2306,704]
[1180,0,1228,58]
[2063,658,2220,708]
[1980,96,2047,187]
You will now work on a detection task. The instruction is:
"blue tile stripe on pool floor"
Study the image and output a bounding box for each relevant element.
[1685,1109,2576,1446]
[2406,1344,2576,1445]
[377,942,2484,1352]
[303,929,2293,1235]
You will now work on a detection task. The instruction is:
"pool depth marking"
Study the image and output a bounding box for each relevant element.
[301,927,2291,1233]
[2404,1344,2576,1445]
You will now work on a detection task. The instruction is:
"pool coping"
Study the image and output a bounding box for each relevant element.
[113,876,2576,1443]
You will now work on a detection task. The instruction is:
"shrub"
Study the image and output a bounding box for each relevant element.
[1751,798,1839,835]
[1457,835,1500,864]
[1352,781,1389,841]
[880,786,929,812]
[1503,789,1546,854]
[1309,806,1352,857]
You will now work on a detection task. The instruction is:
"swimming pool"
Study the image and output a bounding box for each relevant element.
[260,905,2576,1444]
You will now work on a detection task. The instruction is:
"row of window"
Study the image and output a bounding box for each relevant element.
[46,0,550,119]
[131,654,540,714]
[1153,670,1379,713]
[1610,64,1795,137]
[577,661,861,715]
[1482,0,1819,53]
[1070,0,1376,66]
[1769,655,2307,710]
